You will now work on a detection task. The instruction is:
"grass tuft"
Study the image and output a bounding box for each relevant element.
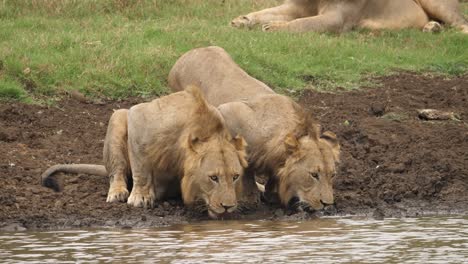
[0,77,27,100]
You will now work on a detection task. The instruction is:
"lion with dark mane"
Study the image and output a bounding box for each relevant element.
[42,86,248,219]
[169,46,340,211]
[231,0,468,34]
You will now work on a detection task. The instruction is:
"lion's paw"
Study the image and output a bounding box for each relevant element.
[231,15,253,28]
[261,191,281,205]
[262,21,288,32]
[127,188,156,208]
[106,184,129,203]
[460,25,468,34]
[422,21,442,33]
[239,182,262,205]
[239,194,261,211]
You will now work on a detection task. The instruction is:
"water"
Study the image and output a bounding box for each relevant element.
[0,216,467,263]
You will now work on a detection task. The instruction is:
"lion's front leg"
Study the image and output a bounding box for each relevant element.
[263,176,280,205]
[231,3,307,29]
[262,21,289,32]
[103,109,131,203]
[238,168,261,209]
[231,15,256,29]
[263,12,345,33]
[127,169,157,208]
[126,147,157,208]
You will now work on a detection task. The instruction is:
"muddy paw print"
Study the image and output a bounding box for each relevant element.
[231,15,253,28]
[262,21,288,32]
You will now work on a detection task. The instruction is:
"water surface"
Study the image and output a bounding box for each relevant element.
[1,216,467,263]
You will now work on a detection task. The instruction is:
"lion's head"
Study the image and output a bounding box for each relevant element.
[278,130,340,211]
[179,86,248,218]
[273,102,340,212]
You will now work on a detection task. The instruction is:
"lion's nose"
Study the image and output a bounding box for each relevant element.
[320,200,334,207]
[321,200,337,215]
[221,203,235,211]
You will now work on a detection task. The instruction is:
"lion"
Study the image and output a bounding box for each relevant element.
[231,0,468,34]
[169,46,340,211]
[41,86,248,219]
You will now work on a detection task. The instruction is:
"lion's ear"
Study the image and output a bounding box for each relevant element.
[284,133,299,154]
[232,134,248,168]
[321,131,340,161]
[321,131,338,147]
[310,123,321,139]
[187,134,200,153]
[232,134,247,152]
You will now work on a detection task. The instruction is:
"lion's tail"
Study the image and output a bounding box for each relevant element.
[41,164,107,192]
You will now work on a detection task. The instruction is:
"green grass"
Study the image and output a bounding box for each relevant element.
[0,76,26,99]
[0,0,467,101]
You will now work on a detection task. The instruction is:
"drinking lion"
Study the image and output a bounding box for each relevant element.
[41,86,248,218]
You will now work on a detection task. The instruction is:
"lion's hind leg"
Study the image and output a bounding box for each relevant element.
[263,12,345,33]
[423,21,443,33]
[417,0,468,33]
[104,109,131,203]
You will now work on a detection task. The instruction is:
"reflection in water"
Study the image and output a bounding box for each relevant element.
[0,216,467,263]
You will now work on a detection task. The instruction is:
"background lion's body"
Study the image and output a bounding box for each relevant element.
[232,0,468,33]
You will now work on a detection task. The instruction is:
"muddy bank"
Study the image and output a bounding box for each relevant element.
[300,72,468,216]
[1,73,467,230]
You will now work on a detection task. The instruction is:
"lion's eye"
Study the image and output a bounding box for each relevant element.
[233,174,240,181]
[310,172,320,180]
[209,175,219,182]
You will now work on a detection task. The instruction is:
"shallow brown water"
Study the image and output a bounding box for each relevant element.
[1,216,467,263]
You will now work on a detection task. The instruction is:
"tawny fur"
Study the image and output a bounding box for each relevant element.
[231,0,468,34]
[169,46,340,210]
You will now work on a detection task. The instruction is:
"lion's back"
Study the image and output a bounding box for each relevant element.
[127,91,194,147]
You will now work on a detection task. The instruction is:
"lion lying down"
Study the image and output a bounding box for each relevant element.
[42,86,248,219]
[169,46,340,212]
[231,0,468,33]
